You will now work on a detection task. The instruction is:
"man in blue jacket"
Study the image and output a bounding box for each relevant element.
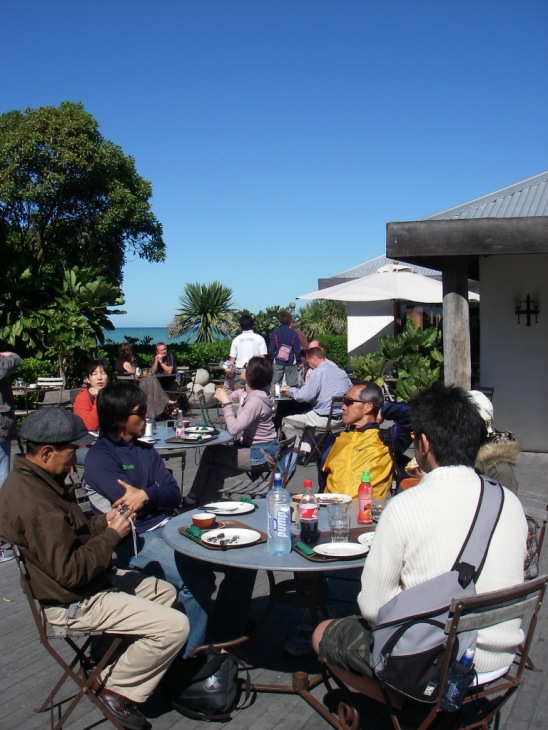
[84,381,255,654]
[268,310,301,387]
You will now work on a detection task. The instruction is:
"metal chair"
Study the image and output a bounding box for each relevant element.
[298,395,345,466]
[10,544,125,730]
[219,435,297,498]
[299,575,547,730]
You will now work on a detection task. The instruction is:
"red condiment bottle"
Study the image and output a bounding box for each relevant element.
[358,470,373,524]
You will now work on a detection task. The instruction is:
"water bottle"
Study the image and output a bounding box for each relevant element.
[357,470,373,524]
[175,409,185,439]
[299,480,319,544]
[440,647,475,712]
[267,473,292,555]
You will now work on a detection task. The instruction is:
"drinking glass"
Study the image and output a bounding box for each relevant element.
[327,503,349,542]
[371,499,388,522]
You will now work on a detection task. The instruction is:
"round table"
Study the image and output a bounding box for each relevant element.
[152,423,233,485]
[163,498,370,573]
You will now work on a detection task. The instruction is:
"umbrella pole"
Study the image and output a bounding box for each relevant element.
[393,300,400,334]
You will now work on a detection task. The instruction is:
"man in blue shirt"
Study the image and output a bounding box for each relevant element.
[268,310,301,387]
[84,381,255,654]
[282,347,352,460]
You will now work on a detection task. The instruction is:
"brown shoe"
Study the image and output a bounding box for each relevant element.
[90,677,147,730]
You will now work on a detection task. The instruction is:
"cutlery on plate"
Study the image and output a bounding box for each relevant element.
[206,532,225,543]
[219,534,239,546]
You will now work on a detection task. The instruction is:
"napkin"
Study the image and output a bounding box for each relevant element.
[184,525,205,539]
[237,495,258,508]
[293,541,316,557]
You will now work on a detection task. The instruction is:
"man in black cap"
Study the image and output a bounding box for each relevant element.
[0,408,188,730]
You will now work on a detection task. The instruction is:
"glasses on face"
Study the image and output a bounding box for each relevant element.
[342,397,365,407]
[128,405,147,419]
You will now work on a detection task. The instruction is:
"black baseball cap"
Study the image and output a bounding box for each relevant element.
[19,408,95,446]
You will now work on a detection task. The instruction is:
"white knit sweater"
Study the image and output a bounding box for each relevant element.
[358,466,527,672]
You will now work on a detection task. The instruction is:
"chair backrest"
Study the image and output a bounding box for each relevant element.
[270,434,297,487]
[524,504,547,579]
[36,377,64,388]
[11,544,50,642]
[326,395,344,428]
[431,575,548,724]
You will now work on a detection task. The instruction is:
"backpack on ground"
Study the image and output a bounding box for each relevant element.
[371,476,504,704]
[162,645,254,722]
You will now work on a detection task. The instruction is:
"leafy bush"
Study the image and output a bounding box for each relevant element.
[320,334,348,369]
[16,357,56,384]
[349,352,387,385]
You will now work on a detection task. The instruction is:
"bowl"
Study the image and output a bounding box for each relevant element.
[192,512,216,529]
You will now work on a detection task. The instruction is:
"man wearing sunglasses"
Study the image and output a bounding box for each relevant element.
[282,346,352,461]
[321,382,412,500]
[84,381,254,657]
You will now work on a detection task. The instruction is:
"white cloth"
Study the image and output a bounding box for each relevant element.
[358,466,527,673]
[229,330,267,368]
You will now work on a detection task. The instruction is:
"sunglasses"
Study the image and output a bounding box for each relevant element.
[128,405,147,418]
[341,397,364,407]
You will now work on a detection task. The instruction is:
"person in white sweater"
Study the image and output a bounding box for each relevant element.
[312,383,527,678]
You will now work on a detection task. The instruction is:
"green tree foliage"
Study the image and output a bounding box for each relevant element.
[0,101,164,306]
[169,281,235,343]
[298,300,347,339]
[3,267,124,385]
[350,322,443,400]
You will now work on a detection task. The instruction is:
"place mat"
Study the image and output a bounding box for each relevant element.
[179,519,267,550]
[292,526,375,563]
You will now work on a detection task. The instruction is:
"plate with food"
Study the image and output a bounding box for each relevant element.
[185,425,217,434]
[313,542,369,558]
[201,527,261,547]
[203,501,255,515]
[292,493,352,506]
[138,436,159,444]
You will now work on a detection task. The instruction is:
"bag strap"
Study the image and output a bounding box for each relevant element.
[452,476,504,588]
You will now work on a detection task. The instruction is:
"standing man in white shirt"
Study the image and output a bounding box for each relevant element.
[226,314,267,378]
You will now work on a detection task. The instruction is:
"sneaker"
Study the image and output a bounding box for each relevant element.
[0,546,15,563]
[283,626,313,657]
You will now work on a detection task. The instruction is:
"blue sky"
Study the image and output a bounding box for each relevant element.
[3,0,547,327]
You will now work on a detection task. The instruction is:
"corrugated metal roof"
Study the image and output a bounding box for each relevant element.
[425,171,548,221]
[329,254,440,279]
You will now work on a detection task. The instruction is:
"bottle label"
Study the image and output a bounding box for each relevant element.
[300,506,318,520]
[272,507,290,537]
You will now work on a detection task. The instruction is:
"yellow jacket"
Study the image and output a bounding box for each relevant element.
[322,427,393,500]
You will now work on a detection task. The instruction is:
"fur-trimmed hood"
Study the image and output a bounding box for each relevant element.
[475,440,520,475]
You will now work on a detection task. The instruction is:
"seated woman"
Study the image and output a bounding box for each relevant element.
[73,359,109,432]
[84,381,255,653]
[114,342,137,379]
[184,357,278,506]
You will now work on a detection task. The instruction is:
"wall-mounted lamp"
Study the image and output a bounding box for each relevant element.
[515,294,539,326]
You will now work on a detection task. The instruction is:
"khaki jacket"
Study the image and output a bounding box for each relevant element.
[0,455,120,605]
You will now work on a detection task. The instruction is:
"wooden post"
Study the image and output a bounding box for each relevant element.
[442,258,471,389]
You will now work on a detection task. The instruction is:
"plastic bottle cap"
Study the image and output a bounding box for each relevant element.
[361,470,371,482]
[303,480,313,488]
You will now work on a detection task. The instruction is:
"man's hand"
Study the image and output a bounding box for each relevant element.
[105,507,134,538]
[113,480,149,512]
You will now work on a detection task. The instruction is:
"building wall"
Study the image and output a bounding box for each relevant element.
[347,301,394,357]
[480,254,547,452]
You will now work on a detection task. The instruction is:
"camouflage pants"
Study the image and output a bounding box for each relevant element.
[319,616,374,677]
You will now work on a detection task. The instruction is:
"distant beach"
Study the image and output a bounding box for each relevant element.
[103,327,191,344]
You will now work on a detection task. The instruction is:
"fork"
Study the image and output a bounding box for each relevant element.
[219,534,239,546]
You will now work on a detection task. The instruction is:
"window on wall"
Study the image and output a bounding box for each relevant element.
[397,303,442,333]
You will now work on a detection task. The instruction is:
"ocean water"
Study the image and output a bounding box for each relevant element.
[103,327,191,344]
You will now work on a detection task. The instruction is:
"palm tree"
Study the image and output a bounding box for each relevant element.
[168,281,235,343]
[298,300,347,339]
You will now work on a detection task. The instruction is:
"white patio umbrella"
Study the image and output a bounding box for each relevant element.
[298,264,479,303]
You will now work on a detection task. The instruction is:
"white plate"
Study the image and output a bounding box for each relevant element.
[184,433,214,442]
[186,426,216,434]
[201,527,261,547]
[203,501,255,515]
[357,532,375,548]
[314,542,369,558]
[138,436,159,444]
[292,493,352,506]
